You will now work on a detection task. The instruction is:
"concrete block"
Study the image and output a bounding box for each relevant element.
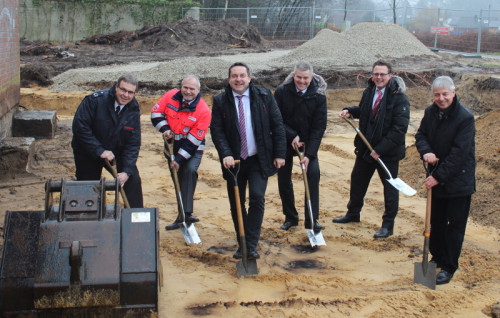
[12,110,57,139]
[0,137,36,172]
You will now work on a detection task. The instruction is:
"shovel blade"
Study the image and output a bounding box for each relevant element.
[180,222,201,244]
[387,177,417,196]
[236,259,259,277]
[307,229,326,247]
[413,262,437,290]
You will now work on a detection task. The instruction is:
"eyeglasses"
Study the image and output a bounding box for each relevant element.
[372,73,389,78]
[117,86,136,95]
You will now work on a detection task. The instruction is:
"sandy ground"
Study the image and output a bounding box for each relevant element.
[1,102,498,317]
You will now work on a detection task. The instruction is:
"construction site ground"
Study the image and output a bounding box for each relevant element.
[2,19,500,317]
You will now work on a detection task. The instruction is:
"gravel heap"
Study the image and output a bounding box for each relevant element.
[345,22,436,59]
[50,22,435,91]
[50,52,290,91]
[276,29,377,67]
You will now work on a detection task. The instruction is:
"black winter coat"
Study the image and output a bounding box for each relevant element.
[346,76,410,162]
[274,76,327,159]
[71,85,141,175]
[210,82,286,180]
[415,96,476,198]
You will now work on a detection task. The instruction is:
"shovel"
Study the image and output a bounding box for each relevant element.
[414,162,437,289]
[227,160,258,277]
[164,135,201,245]
[293,144,326,247]
[343,117,416,196]
[104,158,130,208]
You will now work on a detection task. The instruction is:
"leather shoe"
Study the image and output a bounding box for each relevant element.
[165,221,180,231]
[332,214,360,223]
[313,221,325,233]
[279,220,298,230]
[373,227,393,239]
[247,249,260,260]
[185,214,199,224]
[233,248,242,259]
[436,270,454,285]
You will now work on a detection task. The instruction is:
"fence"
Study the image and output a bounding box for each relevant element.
[183,6,500,55]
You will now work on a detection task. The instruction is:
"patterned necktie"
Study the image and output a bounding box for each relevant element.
[372,89,382,114]
[115,105,121,115]
[182,101,189,108]
[237,95,248,160]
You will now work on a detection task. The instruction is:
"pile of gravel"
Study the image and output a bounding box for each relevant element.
[345,22,436,59]
[276,29,377,67]
[50,51,291,91]
[49,22,435,91]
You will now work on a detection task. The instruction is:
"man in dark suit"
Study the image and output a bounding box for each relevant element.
[274,61,327,232]
[210,62,286,260]
[333,61,410,239]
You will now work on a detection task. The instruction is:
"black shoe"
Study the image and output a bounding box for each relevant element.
[279,220,298,231]
[436,270,454,285]
[233,248,242,259]
[313,221,325,233]
[373,227,393,239]
[247,249,260,260]
[165,221,181,231]
[333,214,360,223]
[185,213,199,224]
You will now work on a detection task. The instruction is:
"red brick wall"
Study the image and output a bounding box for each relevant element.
[0,0,20,118]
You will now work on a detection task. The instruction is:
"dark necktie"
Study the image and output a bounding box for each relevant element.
[115,105,121,115]
[298,91,303,97]
[372,89,382,114]
[182,101,189,108]
[237,96,248,160]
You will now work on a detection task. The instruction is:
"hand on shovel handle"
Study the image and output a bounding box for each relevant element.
[104,158,130,209]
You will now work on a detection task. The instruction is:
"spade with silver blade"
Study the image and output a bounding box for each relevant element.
[343,117,416,196]
[294,144,326,247]
[164,135,201,244]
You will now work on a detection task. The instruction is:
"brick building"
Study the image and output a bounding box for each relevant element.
[0,0,19,137]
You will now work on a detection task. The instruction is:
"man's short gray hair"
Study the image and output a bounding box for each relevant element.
[117,74,138,89]
[294,61,313,74]
[182,75,201,89]
[432,76,455,91]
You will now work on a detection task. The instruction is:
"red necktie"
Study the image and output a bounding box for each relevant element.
[372,89,382,114]
[237,96,248,160]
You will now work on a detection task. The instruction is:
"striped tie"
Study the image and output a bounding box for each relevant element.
[237,95,248,160]
[372,89,382,114]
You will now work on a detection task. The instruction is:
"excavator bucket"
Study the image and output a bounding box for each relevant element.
[0,178,162,317]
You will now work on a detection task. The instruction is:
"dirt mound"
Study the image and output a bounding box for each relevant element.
[457,75,500,115]
[86,17,268,53]
[277,29,376,67]
[400,109,500,229]
[344,22,436,59]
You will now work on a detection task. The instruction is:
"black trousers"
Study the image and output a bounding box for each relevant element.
[278,151,320,223]
[430,195,471,274]
[167,150,203,216]
[346,156,399,228]
[74,152,144,208]
[226,155,268,251]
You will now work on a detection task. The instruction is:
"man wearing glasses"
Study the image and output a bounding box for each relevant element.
[72,74,144,208]
[333,60,410,239]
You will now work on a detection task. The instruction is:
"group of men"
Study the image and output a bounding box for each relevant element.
[71,60,475,285]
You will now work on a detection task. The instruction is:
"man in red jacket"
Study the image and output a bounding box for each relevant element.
[151,75,211,230]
